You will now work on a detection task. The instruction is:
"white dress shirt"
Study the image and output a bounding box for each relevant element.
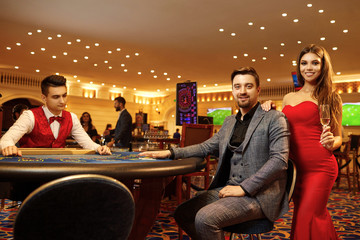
[0,106,100,152]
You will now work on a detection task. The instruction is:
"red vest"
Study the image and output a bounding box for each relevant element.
[19,107,73,148]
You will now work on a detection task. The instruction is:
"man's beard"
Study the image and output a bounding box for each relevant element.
[115,106,121,111]
[236,95,250,109]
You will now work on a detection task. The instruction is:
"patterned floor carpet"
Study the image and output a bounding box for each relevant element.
[0,183,359,240]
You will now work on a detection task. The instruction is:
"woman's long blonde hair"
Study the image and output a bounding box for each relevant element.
[297,44,342,130]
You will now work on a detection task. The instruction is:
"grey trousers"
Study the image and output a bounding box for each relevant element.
[174,187,266,240]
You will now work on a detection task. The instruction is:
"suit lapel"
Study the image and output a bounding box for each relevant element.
[241,105,265,151]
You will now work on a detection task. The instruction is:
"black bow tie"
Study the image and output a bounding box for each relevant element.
[49,116,63,124]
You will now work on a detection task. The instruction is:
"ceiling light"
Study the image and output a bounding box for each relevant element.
[101,83,105,86]
[167,78,170,81]
[117,48,121,51]
[264,47,268,50]
[41,48,45,51]
[215,84,218,86]
[113,85,116,87]
[178,75,181,78]
[330,20,336,24]
[156,89,160,92]
[121,64,125,67]
[332,47,338,50]
[280,54,284,57]
[57,34,62,38]
[63,52,68,55]
[126,55,130,58]
[30,51,35,54]
[260,26,265,30]
[76,39,81,42]
[293,19,299,22]
[252,59,256,62]
[52,56,56,59]
[297,40,302,44]
[231,33,236,36]
[233,56,238,59]
[135,53,139,56]
[84,56,89,59]
[263,57,267,60]
[307,3,312,7]
[86,46,90,49]
[6,47,11,50]
[124,69,128,72]
[166,89,169,91]
[267,78,271,82]
[281,43,285,46]
[90,82,93,84]
[163,72,168,75]
[37,29,41,33]
[336,72,341,75]
[123,86,126,89]
[109,66,112,69]
[154,75,158,78]
[73,59,78,63]
[16,43,21,46]
[95,43,100,46]
[244,53,248,57]
[219,28,224,32]
[134,88,137,91]
[108,51,112,54]
[343,29,349,33]
[36,69,40,72]
[203,85,206,87]
[319,9,324,13]
[320,37,326,41]
[77,80,80,82]
[138,72,142,75]
[67,42,72,45]
[74,75,77,78]
[14,66,19,69]
[282,13,287,17]
[48,37,52,40]
[248,22,253,26]
[28,32,32,35]
[94,64,97,66]
[150,70,155,73]
[104,60,108,63]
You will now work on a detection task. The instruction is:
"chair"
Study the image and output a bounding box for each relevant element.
[177,123,213,239]
[349,135,360,192]
[224,158,297,240]
[334,141,352,191]
[13,174,135,240]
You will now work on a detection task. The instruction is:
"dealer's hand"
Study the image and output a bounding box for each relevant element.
[97,146,112,155]
[1,146,22,156]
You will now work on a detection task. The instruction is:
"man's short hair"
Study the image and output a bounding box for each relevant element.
[41,75,67,96]
[114,96,126,106]
[231,67,260,87]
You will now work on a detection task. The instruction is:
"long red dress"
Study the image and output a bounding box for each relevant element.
[283,101,339,240]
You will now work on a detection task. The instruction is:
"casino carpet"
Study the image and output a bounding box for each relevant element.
[0,182,359,239]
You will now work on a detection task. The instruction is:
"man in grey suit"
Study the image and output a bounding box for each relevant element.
[139,66,290,240]
[108,96,132,148]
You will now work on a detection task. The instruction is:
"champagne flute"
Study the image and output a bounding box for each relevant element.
[319,104,330,127]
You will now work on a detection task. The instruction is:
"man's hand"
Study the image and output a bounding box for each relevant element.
[97,146,112,155]
[1,146,22,156]
[219,185,246,198]
[138,150,171,159]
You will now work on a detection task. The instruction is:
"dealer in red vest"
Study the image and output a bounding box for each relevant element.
[0,75,111,156]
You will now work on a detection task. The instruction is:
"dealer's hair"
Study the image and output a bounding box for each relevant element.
[41,75,67,96]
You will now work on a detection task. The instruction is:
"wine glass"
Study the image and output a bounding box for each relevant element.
[319,104,330,127]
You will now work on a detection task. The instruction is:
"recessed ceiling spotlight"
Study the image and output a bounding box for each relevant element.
[104,60,108,63]
[101,83,105,86]
[244,53,248,57]
[343,29,349,33]
[336,72,341,75]
[164,72,168,75]
[108,51,112,54]
[116,48,121,51]
[94,64,98,66]
[280,54,285,57]
[154,75,158,78]
[267,78,271,82]
[55,73,59,75]
[134,88,137,91]
[16,43,21,46]
[95,43,100,46]
[73,59,78,63]
[41,48,46,51]
[90,82,93,84]
[109,66,112,69]
[74,75,77,78]
[52,56,56,59]
[252,59,256,62]
[282,13,287,17]
[157,89,160,92]
[167,78,170,81]
[260,26,265,30]
[67,42,72,45]
[28,32,32,35]
[30,51,35,54]
[14,66,19,69]
[231,33,236,36]
[264,47,268,50]
[126,55,130,58]
[121,64,125,67]
[48,37,52,40]
[248,22,253,26]
[135,53,139,56]
[215,84,218,86]
[297,40,302,44]
[150,70,155,73]
[57,34,62,37]
[307,3,312,7]
[113,85,116,87]
[84,56,89,59]
[37,29,41,33]
[320,37,326,41]
[63,52,68,55]
[77,79,81,82]
[281,43,285,46]
[263,57,267,60]
[36,69,40,72]
[76,39,81,42]
[319,9,324,13]
[124,69,128,72]
[330,20,336,24]
[292,62,297,66]
[233,56,238,59]
[293,19,299,22]
[138,72,142,75]
[219,28,224,32]
[123,86,127,89]
[203,85,206,88]
[86,46,90,49]
[6,47,11,50]
[177,75,181,78]
[332,47,338,50]
[166,88,169,91]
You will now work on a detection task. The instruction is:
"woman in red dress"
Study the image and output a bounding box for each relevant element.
[264,44,342,239]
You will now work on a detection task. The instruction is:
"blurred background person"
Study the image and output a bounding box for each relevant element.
[80,112,100,144]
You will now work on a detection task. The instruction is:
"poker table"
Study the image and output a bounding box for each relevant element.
[0,150,206,240]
